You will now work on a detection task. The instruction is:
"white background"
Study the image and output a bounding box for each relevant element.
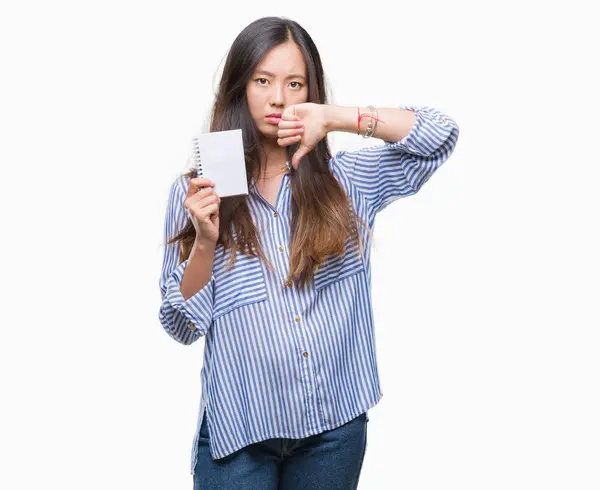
[1,1,599,489]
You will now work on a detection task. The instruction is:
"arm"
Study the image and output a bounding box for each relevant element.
[158,176,215,345]
[326,105,418,143]
[181,240,216,301]
[327,104,460,214]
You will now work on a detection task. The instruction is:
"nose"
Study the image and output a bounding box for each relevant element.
[270,83,284,107]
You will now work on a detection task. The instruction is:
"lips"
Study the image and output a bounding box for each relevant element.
[265,114,282,125]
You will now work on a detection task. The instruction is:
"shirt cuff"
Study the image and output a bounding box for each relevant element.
[385,105,456,157]
[164,259,215,335]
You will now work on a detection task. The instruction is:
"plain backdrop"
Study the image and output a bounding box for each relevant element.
[1,1,599,489]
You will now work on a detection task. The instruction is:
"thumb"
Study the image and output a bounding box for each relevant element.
[292,144,310,169]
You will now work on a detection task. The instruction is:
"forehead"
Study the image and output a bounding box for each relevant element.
[254,42,306,76]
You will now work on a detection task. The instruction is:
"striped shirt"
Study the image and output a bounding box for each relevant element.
[158,104,459,474]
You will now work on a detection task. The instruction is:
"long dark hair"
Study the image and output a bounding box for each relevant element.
[168,16,371,290]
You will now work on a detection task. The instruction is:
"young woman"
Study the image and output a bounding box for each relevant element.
[159,16,459,490]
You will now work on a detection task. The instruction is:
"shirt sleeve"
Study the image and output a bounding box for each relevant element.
[158,175,215,345]
[331,105,460,214]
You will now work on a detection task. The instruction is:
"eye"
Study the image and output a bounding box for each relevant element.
[290,81,304,89]
[255,78,268,85]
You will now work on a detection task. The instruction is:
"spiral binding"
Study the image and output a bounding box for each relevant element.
[191,136,203,179]
[191,136,205,193]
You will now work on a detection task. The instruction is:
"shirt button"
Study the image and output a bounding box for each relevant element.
[189,323,196,330]
[441,117,448,126]
[279,246,284,252]
[295,315,301,322]
[286,280,293,288]
[302,351,309,358]
[286,183,291,188]
[273,211,278,217]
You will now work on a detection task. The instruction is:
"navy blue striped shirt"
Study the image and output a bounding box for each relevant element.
[158,104,459,474]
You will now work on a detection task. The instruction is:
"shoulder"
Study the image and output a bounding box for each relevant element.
[327,151,363,203]
[165,174,191,208]
[327,150,351,184]
[173,174,191,195]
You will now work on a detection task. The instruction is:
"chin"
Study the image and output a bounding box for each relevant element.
[258,131,277,143]
[259,125,277,137]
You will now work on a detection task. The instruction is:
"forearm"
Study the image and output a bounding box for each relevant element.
[180,240,215,301]
[325,105,417,143]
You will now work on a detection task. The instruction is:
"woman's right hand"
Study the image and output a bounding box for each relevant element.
[184,177,221,245]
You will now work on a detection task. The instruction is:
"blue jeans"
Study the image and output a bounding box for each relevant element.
[193,411,369,489]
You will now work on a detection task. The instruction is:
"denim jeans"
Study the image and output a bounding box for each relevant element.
[193,411,369,489]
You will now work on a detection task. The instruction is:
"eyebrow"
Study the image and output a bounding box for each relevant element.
[254,70,306,81]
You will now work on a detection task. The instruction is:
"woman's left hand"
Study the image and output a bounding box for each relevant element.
[278,103,328,169]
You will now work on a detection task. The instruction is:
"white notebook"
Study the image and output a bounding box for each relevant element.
[189,129,248,197]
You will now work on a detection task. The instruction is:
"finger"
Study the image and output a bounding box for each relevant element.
[187,177,215,197]
[278,120,303,129]
[277,128,304,138]
[194,193,221,209]
[281,106,298,121]
[277,135,303,147]
[197,203,219,221]
[185,189,218,215]
[187,187,216,205]
[187,183,212,199]
[190,177,215,187]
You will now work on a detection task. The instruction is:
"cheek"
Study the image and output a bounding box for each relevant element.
[246,89,264,118]
[297,88,309,103]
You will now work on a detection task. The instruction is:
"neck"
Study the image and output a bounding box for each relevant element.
[261,139,289,171]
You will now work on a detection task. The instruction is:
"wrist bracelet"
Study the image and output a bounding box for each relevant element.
[357,105,381,138]
[363,105,375,138]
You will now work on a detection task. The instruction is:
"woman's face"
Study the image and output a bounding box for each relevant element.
[246,41,309,141]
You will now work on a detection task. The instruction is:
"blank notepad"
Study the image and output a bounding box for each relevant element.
[190,129,248,198]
